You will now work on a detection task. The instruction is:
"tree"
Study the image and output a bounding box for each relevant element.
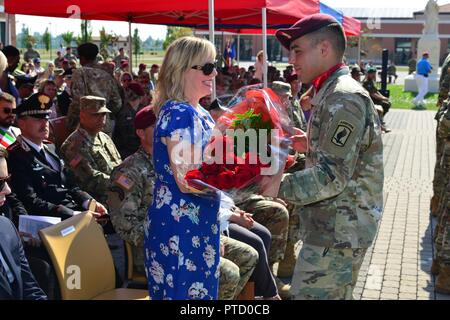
[20,24,36,49]
[61,31,75,47]
[133,28,142,67]
[99,27,119,60]
[76,20,93,45]
[42,27,51,52]
[163,27,193,50]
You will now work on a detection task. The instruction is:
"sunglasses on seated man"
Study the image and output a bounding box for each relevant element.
[0,174,11,191]
[1,108,14,114]
[191,62,217,76]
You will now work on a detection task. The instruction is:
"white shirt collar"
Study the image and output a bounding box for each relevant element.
[21,136,44,152]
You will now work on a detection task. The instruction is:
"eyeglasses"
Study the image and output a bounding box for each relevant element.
[191,62,217,76]
[0,174,11,191]
[1,107,13,114]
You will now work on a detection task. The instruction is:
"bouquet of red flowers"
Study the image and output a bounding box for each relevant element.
[185,87,291,200]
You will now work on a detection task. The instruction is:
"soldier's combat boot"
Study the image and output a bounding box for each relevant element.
[431,257,441,275]
[277,242,297,278]
[275,277,291,300]
[436,265,450,294]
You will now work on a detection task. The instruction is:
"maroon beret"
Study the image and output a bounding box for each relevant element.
[127,82,146,97]
[134,106,156,129]
[275,13,340,50]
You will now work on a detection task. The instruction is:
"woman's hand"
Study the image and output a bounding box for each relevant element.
[230,209,254,229]
[290,131,308,153]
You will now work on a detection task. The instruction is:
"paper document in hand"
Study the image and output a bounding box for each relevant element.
[19,215,61,239]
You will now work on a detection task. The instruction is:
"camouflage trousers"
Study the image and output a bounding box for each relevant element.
[238,198,289,265]
[432,133,446,198]
[434,142,450,218]
[289,244,367,300]
[434,203,450,265]
[219,235,258,300]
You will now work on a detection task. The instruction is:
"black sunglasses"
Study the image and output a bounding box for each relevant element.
[1,107,13,114]
[0,174,11,191]
[191,62,217,76]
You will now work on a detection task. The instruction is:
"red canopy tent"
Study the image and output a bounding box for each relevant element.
[5,0,361,88]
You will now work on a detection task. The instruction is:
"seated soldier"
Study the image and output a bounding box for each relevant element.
[60,96,122,204]
[362,67,392,133]
[7,93,108,220]
[0,92,21,148]
[107,107,258,299]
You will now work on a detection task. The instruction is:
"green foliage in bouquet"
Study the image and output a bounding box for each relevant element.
[231,108,272,156]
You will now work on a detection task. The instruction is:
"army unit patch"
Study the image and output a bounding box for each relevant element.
[116,173,134,191]
[331,120,354,147]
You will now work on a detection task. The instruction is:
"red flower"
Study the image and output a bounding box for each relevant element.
[217,170,237,189]
[201,163,223,175]
[185,170,205,181]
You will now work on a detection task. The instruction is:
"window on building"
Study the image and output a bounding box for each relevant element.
[395,38,412,65]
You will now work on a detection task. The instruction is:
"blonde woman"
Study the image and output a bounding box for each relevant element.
[144,36,220,300]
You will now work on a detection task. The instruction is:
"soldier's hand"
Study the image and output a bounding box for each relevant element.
[290,133,307,153]
[94,202,108,215]
[19,232,41,247]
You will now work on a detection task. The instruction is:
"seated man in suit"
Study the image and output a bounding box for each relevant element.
[7,92,107,220]
[0,147,47,300]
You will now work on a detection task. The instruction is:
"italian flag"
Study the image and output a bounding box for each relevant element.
[0,128,15,148]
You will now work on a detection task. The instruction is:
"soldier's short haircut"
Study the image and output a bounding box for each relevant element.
[307,23,346,59]
[77,43,99,61]
[0,92,15,104]
[2,46,20,59]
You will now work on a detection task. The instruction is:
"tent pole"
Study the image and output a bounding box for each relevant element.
[237,33,240,66]
[357,36,361,64]
[129,20,133,72]
[262,8,268,88]
[209,0,216,99]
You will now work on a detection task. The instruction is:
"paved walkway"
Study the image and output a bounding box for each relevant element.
[354,109,449,300]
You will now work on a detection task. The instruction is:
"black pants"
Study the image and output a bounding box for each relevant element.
[228,222,278,298]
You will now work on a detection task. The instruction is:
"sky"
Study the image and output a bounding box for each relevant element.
[12,0,450,40]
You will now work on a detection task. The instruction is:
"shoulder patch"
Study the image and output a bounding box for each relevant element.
[69,154,83,168]
[115,173,134,191]
[331,120,354,147]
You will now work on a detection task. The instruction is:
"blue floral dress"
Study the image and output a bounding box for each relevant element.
[144,100,221,300]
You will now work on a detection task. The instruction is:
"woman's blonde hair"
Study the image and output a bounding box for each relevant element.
[154,36,216,114]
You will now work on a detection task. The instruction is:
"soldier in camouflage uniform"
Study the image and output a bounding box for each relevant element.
[61,96,122,204]
[274,14,383,300]
[219,235,259,300]
[430,54,450,215]
[67,43,122,135]
[108,107,157,275]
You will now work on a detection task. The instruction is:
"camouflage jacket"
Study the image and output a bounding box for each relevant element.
[60,128,122,203]
[67,62,122,134]
[288,99,307,132]
[279,66,384,249]
[107,147,155,274]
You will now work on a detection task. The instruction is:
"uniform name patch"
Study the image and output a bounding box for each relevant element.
[331,120,354,147]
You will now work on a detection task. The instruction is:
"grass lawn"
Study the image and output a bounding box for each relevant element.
[387,84,438,111]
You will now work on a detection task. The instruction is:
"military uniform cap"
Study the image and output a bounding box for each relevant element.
[367,67,377,73]
[134,106,156,130]
[14,93,52,119]
[80,95,111,114]
[276,13,340,50]
[271,81,292,97]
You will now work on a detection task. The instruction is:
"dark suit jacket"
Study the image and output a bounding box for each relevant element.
[7,136,92,220]
[0,216,47,300]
